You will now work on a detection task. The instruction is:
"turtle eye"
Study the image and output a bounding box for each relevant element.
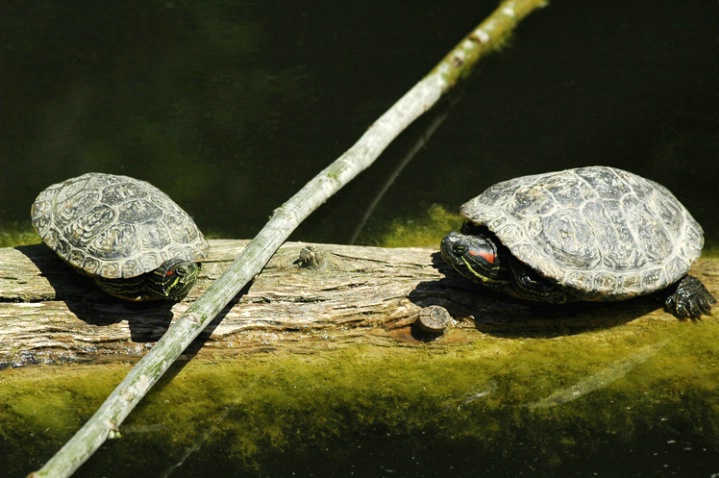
[452,243,467,255]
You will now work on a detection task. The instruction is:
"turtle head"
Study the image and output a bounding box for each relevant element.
[440,229,510,288]
[144,259,201,301]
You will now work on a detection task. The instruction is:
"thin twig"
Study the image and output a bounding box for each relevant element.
[348,102,451,244]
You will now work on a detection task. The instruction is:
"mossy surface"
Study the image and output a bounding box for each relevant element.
[374,204,462,248]
[4,318,719,477]
[0,222,40,248]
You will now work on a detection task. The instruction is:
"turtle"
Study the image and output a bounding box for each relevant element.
[440,166,716,319]
[31,172,209,301]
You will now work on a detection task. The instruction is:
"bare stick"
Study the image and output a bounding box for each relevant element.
[29,1,547,476]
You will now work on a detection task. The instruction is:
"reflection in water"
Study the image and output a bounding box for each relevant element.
[529,338,671,409]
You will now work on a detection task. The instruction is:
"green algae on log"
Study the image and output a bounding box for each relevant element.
[3,320,719,476]
[0,240,717,368]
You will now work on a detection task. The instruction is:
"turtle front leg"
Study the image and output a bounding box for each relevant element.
[508,257,569,304]
[664,275,716,319]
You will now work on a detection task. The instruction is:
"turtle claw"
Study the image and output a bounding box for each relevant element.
[664,275,717,319]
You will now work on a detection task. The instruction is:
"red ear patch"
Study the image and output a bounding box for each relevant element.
[469,250,495,264]
[165,270,176,277]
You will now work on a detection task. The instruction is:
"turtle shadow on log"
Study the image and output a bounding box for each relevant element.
[407,252,663,339]
[20,244,175,342]
[20,243,246,351]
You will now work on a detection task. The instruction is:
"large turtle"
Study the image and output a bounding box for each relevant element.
[31,172,209,301]
[440,166,716,319]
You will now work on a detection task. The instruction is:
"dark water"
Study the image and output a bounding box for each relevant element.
[2,1,719,477]
[1,1,718,247]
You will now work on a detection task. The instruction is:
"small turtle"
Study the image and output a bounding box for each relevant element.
[440,166,716,319]
[31,173,209,301]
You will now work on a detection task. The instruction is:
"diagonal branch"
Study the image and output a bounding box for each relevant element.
[29,1,547,476]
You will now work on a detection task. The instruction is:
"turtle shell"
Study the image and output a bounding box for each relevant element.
[31,173,209,279]
[459,166,704,300]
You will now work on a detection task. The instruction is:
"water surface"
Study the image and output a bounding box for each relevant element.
[1,1,717,246]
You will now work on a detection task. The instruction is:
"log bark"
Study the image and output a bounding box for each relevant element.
[2,241,717,369]
[0,240,437,367]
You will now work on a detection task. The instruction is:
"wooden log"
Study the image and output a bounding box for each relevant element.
[2,240,717,368]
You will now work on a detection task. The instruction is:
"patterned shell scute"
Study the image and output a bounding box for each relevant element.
[31,173,210,279]
[460,166,704,299]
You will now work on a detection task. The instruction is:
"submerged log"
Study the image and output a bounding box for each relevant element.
[1,240,717,367]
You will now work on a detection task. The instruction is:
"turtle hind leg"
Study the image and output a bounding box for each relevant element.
[664,275,716,319]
